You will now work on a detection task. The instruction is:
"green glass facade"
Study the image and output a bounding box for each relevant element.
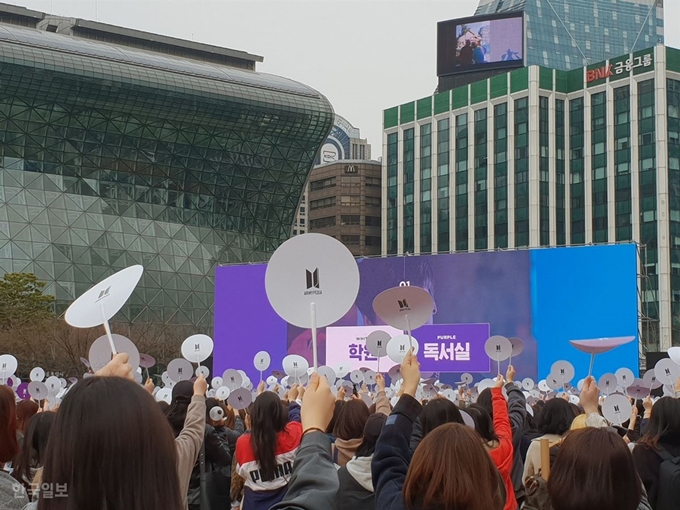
[0,25,333,326]
[493,103,508,249]
[669,78,680,344]
[383,45,680,353]
[474,108,488,250]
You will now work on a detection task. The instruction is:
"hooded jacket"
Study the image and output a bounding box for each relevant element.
[336,455,375,510]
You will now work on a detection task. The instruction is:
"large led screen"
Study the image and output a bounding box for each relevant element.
[214,245,639,385]
[437,12,525,77]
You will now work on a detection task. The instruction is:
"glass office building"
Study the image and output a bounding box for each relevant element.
[475,0,664,71]
[383,45,680,353]
[0,24,334,327]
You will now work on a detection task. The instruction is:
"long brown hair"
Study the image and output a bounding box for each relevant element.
[38,377,183,510]
[333,399,370,440]
[16,400,39,434]
[404,423,504,510]
[0,385,19,464]
[548,428,641,510]
[638,396,680,449]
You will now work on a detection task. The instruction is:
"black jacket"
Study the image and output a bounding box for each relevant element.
[632,437,680,509]
[505,382,527,501]
[371,394,422,510]
[336,455,375,510]
[188,424,232,501]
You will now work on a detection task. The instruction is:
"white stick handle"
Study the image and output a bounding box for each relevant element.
[311,302,318,372]
[588,353,595,377]
[405,314,412,349]
[101,304,117,355]
[377,350,381,374]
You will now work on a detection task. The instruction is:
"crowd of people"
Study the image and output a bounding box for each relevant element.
[1,349,680,510]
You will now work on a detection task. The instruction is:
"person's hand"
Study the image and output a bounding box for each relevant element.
[95,353,133,380]
[579,376,599,415]
[193,374,208,396]
[675,376,680,395]
[257,380,266,395]
[287,384,299,401]
[506,365,516,383]
[401,348,421,397]
[376,373,386,393]
[494,375,505,388]
[336,386,346,401]
[643,396,653,418]
[301,373,335,433]
[144,377,155,394]
[629,403,638,428]
[361,383,368,394]
[297,384,305,399]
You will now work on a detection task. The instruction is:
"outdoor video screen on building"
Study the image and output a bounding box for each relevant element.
[437,12,525,77]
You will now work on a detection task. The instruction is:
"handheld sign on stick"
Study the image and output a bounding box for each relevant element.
[181,334,213,371]
[484,336,512,376]
[373,286,434,350]
[366,330,391,375]
[65,265,144,356]
[265,234,360,371]
[569,336,636,377]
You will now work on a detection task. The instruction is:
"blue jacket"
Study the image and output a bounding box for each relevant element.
[371,394,422,510]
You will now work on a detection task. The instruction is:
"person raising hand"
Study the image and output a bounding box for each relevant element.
[271,373,339,510]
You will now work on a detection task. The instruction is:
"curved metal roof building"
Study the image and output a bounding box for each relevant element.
[0,23,334,329]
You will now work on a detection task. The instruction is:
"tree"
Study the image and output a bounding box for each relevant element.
[0,273,55,331]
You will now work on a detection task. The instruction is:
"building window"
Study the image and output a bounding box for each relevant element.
[366,196,381,207]
[420,123,432,253]
[310,197,336,210]
[365,216,381,227]
[515,97,529,247]
[591,91,608,244]
[403,128,415,254]
[341,195,361,207]
[387,133,398,254]
[309,177,336,191]
[474,108,488,250]
[341,235,360,245]
[539,96,550,246]
[310,216,336,229]
[365,177,381,187]
[454,114,467,251]
[569,97,585,245]
[340,215,360,225]
[365,235,380,247]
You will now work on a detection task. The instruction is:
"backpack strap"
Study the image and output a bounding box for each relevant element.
[657,445,677,462]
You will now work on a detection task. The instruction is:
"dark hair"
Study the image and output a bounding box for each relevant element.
[549,428,641,510]
[16,400,39,433]
[638,397,680,448]
[0,385,18,463]
[404,423,504,510]
[476,388,493,416]
[420,399,464,438]
[157,401,170,413]
[326,401,344,434]
[333,399,370,440]
[355,413,387,458]
[38,377,183,510]
[206,397,227,426]
[13,411,56,487]
[223,404,236,430]
[250,391,288,482]
[538,398,575,436]
[466,404,499,443]
[165,380,193,437]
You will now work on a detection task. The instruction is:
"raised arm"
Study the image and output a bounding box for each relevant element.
[372,349,422,510]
